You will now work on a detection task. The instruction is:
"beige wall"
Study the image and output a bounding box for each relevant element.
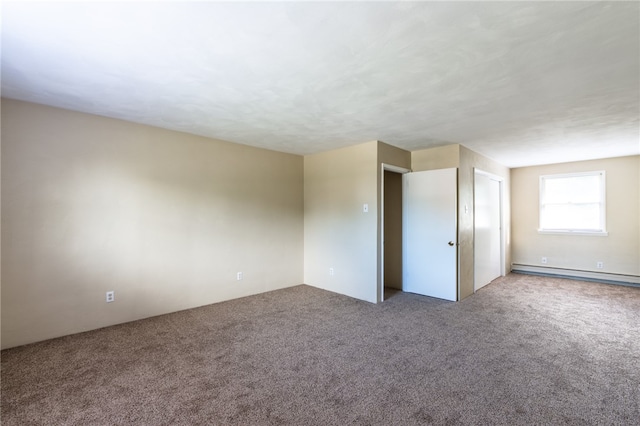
[303,141,379,302]
[1,99,304,349]
[511,156,640,277]
[412,144,459,172]
[308,141,502,304]
[379,141,412,171]
[18,96,634,349]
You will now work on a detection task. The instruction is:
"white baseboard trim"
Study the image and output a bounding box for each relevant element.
[511,264,640,287]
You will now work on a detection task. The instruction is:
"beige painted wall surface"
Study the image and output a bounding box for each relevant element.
[1,99,304,349]
[304,141,378,303]
[511,156,640,277]
[411,144,459,172]
[379,141,412,171]
[459,146,511,299]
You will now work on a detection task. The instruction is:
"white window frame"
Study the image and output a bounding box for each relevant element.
[538,171,607,236]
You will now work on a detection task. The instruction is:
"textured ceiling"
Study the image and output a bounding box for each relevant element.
[2,1,639,168]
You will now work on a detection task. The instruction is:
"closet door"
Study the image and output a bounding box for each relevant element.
[403,168,458,301]
[474,172,502,291]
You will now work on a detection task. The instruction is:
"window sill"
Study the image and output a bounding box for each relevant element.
[538,229,608,237]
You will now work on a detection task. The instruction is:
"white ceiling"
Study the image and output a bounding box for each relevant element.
[2,1,639,168]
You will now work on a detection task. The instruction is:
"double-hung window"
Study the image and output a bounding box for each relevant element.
[539,171,607,235]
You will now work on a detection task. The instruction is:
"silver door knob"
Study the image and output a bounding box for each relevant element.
[448,241,455,246]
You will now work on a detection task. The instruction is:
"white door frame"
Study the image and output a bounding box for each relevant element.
[473,168,506,292]
[379,163,411,303]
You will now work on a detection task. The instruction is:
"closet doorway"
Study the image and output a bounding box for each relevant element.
[381,164,409,301]
[381,165,458,302]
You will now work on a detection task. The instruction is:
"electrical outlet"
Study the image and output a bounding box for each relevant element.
[237,272,243,281]
[329,267,334,276]
[541,257,548,264]
[106,291,115,303]
[596,262,604,269]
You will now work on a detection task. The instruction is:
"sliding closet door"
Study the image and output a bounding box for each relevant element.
[474,172,502,291]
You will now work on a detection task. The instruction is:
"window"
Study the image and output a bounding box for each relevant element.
[539,171,606,235]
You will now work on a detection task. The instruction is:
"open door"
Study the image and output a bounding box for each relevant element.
[403,168,458,301]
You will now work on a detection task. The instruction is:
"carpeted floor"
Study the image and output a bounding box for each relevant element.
[2,273,639,425]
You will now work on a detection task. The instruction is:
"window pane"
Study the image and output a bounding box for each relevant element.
[541,203,601,230]
[544,175,601,204]
[540,171,605,233]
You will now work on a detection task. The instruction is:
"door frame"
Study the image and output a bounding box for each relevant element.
[379,163,411,303]
[473,168,506,292]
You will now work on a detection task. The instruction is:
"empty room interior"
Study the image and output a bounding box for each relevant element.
[1,2,639,425]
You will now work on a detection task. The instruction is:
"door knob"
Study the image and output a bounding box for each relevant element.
[448,241,455,246]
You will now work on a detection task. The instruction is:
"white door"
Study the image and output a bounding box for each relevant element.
[474,172,501,291]
[403,168,458,301]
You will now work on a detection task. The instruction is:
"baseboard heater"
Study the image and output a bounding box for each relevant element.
[511,264,640,288]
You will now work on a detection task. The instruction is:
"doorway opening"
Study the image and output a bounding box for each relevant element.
[383,170,403,300]
[381,165,458,302]
[380,164,410,302]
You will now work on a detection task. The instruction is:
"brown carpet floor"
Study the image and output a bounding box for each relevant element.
[2,273,639,425]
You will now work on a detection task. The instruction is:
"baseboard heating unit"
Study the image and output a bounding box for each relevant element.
[511,264,640,288]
